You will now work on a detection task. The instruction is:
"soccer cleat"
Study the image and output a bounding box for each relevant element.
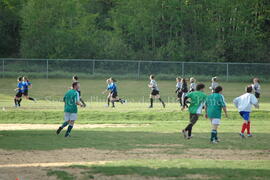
[211,140,218,144]
[148,105,153,108]
[56,127,63,135]
[182,130,187,138]
[216,138,220,142]
[65,133,71,137]
[186,136,192,140]
[33,98,37,103]
[239,133,245,138]
[247,134,253,137]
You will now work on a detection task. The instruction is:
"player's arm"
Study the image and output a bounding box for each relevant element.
[223,107,228,118]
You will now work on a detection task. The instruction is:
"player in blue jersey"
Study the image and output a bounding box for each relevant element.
[14,76,24,107]
[103,78,125,108]
[22,77,36,102]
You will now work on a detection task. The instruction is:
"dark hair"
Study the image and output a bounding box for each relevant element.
[246,85,253,93]
[182,78,186,83]
[196,83,205,91]
[72,82,79,88]
[73,75,79,81]
[150,75,155,79]
[214,86,223,93]
[110,77,117,82]
[18,76,23,81]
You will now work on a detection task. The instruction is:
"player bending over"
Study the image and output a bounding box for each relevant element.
[148,75,165,108]
[233,85,259,138]
[14,76,24,107]
[205,86,228,143]
[22,77,36,102]
[181,83,207,139]
[56,82,84,137]
[72,75,86,107]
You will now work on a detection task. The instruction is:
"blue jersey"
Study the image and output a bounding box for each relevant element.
[107,83,117,93]
[22,81,31,90]
[17,82,24,93]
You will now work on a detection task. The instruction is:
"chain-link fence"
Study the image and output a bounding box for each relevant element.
[1,58,270,81]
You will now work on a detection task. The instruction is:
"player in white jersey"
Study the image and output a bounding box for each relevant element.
[252,78,261,100]
[209,76,218,92]
[189,77,197,92]
[175,77,183,106]
[148,75,165,108]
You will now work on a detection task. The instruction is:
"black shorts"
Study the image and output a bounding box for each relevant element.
[151,90,160,96]
[255,92,260,98]
[177,91,183,98]
[111,92,118,98]
[16,92,23,98]
[23,89,28,96]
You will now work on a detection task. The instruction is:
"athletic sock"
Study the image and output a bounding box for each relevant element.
[65,125,73,137]
[61,121,69,128]
[107,98,110,106]
[215,130,218,140]
[185,124,193,137]
[247,121,251,134]
[241,123,247,133]
[18,99,22,106]
[150,98,153,107]
[211,130,217,141]
[112,101,115,107]
[14,99,17,106]
[29,97,35,101]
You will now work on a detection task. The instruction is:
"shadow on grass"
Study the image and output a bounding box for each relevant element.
[0,130,269,151]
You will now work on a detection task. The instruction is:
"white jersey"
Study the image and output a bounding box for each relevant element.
[252,83,261,94]
[210,82,219,90]
[189,83,197,91]
[150,80,159,91]
[233,93,258,112]
[176,82,182,89]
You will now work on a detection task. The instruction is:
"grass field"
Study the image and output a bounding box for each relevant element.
[0,78,270,180]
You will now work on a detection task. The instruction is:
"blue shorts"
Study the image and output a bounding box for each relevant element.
[239,111,250,121]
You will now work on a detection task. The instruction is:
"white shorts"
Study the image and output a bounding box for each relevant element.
[211,118,221,125]
[64,112,77,121]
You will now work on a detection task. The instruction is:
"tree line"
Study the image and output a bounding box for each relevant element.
[1,0,270,62]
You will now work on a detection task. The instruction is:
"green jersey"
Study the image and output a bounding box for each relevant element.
[206,93,226,119]
[186,91,207,114]
[64,89,80,113]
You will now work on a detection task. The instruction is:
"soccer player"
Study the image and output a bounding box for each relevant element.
[56,82,84,137]
[209,77,219,92]
[181,83,207,139]
[103,78,125,108]
[189,77,197,92]
[72,75,86,107]
[205,86,228,143]
[22,77,36,102]
[14,76,24,107]
[233,85,259,138]
[181,78,189,108]
[148,75,165,108]
[175,77,182,106]
[252,78,261,100]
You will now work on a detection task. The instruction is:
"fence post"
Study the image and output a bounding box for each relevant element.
[92,60,95,75]
[137,61,141,80]
[46,59,49,79]
[2,59,4,78]
[182,62,185,77]
[226,63,229,81]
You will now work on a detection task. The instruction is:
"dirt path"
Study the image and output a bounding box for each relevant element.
[0,123,149,130]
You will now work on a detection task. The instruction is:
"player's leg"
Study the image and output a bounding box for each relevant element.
[149,93,154,108]
[183,114,198,139]
[65,119,75,137]
[247,120,252,137]
[210,119,220,143]
[56,113,70,135]
[239,111,249,138]
[107,94,111,107]
[156,94,165,108]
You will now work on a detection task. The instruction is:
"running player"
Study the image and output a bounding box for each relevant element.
[22,77,36,102]
[103,78,125,108]
[56,82,84,137]
[181,83,207,139]
[209,77,218,92]
[252,78,261,100]
[148,75,165,108]
[189,77,197,92]
[181,78,189,108]
[72,75,86,107]
[14,76,24,107]
[175,77,182,106]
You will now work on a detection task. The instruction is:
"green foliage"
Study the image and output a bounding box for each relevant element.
[47,170,75,180]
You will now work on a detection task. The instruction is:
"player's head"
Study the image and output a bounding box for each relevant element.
[106,79,111,84]
[190,77,195,83]
[181,78,186,84]
[23,76,28,81]
[150,75,155,80]
[17,76,23,82]
[253,77,260,84]
[110,77,117,82]
[212,76,217,82]
[214,86,223,93]
[73,75,79,82]
[72,82,80,90]
[176,77,181,82]
[246,85,253,93]
[196,83,205,91]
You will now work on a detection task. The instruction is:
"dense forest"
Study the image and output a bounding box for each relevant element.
[0,0,270,62]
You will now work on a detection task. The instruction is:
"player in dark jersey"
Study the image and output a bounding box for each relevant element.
[72,76,86,107]
[14,77,24,107]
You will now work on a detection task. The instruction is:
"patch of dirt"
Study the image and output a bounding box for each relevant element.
[184,174,220,179]
[0,123,149,130]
